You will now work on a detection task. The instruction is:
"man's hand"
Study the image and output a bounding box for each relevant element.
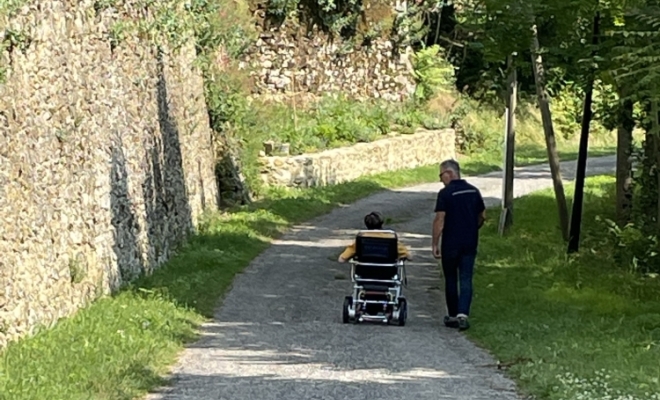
[432,245,441,259]
[478,210,486,229]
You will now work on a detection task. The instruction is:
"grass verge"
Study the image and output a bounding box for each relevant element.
[0,145,615,400]
[469,175,660,400]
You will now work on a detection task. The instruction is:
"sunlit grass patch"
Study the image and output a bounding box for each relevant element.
[467,175,660,400]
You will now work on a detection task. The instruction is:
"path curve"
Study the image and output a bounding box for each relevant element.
[147,156,616,400]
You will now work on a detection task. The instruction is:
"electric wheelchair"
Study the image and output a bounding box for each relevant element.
[341,230,408,326]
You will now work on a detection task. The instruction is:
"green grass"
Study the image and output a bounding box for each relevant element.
[469,175,660,400]
[460,141,616,175]
[0,144,615,400]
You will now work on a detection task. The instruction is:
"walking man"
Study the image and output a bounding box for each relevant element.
[432,159,486,331]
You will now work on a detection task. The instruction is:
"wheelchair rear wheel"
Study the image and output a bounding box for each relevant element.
[342,296,352,323]
[397,298,407,326]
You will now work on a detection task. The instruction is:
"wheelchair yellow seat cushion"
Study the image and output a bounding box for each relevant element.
[340,231,410,261]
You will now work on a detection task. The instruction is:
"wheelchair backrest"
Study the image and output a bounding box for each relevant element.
[354,230,399,263]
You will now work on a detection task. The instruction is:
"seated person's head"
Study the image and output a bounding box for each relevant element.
[364,211,384,230]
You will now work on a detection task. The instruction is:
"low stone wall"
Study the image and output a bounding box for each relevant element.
[259,129,455,188]
[0,2,218,347]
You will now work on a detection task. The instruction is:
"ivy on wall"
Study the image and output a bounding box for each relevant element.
[260,0,432,51]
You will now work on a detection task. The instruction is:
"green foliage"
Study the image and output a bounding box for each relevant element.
[186,0,254,57]
[586,125,660,276]
[2,27,31,54]
[202,64,251,132]
[598,216,660,275]
[389,1,429,48]
[68,256,87,284]
[546,81,613,141]
[223,94,450,194]
[108,20,131,50]
[261,0,434,52]
[447,95,496,153]
[410,45,456,102]
[97,1,198,51]
[608,5,660,105]
[93,0,117,12]
[547,83,585,140]
[0,0,26,18]
[469,175,660,400]
[315,0,363,37]
[1,25,32,83]
[447,89,616,156]
[266,0,382,39]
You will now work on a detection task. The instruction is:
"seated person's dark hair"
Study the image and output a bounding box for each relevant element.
[337,211,411,262]
[364,212,384,230]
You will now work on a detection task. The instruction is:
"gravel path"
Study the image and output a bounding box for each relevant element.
[146,155,616,400]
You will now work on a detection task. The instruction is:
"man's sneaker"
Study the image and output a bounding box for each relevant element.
[457,314,470,331]
[443,316,459,328]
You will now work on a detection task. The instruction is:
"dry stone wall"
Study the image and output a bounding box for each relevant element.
[241,23,416,101]
[259,129,455,188]
[0,2,218,347]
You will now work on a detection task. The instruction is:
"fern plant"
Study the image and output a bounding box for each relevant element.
[410,44,456,103]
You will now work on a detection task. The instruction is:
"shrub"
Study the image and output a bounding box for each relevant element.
[597,216,660,275]
[410,44,456,103]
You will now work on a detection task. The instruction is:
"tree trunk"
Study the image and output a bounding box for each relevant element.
[567,12,600,254]
[500,54,517,234]
[530,24,570,241]
[652,100,660,232]
[640,123,658,233]
[615,96,634,226]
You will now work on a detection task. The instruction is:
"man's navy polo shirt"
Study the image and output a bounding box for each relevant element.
[434,179,486,257]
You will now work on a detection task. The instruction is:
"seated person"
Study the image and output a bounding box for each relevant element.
[338,211,412,262]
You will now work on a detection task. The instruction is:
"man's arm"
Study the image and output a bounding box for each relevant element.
[477,190,486,229]
[398,244,412,261]
[338,243,356,262]
[432,211,445,247]
[432,190,446,255]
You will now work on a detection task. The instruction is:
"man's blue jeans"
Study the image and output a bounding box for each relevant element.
[441,252,476,317]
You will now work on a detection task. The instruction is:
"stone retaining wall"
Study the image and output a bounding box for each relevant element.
[0,2,218,347]
[259,129,455,188]
[242,30,415,101]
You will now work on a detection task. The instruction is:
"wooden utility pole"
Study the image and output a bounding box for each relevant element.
[500,53,517,235]
[530,24,570,241]
[567,12,600,254]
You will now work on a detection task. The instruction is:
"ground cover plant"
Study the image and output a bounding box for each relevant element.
[469,175,660,400]
[234,89,618,195]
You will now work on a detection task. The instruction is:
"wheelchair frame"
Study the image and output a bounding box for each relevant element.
[341,229,408,326]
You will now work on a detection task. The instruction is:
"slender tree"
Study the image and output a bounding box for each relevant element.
[568,11,601,254]
[530,23,570,241]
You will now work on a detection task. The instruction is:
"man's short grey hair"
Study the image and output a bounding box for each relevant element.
[440,159,461,177]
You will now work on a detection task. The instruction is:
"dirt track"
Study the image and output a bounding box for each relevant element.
[146,155,616,400]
